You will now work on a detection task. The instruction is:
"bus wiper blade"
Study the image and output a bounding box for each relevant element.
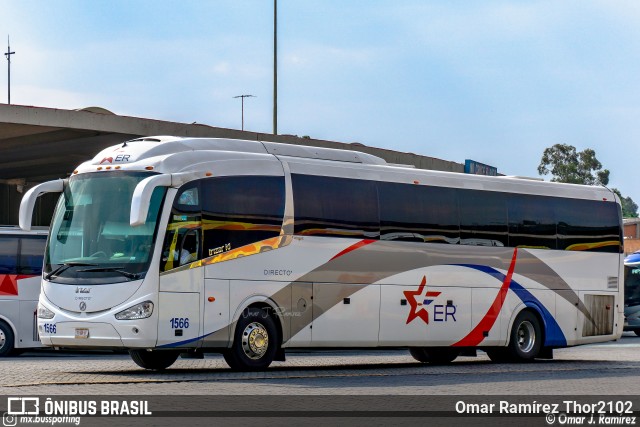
[77,267,142,280]
[45,262,97,280]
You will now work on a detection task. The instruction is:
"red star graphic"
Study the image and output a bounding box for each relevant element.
[404,276,441,324]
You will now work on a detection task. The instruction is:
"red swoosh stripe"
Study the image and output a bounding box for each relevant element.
[329,239,376,261]
[452,248,518,347]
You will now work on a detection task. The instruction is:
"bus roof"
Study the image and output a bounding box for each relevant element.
[73,136,616,203]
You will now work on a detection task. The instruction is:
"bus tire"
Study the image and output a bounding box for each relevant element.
[224,307,278,371]
[409,347,459,364]
[0,321,15,357]
[485,348,513,363]
[507,310,542,361]
[129,349,180,370]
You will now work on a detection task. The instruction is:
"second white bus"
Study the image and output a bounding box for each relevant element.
[0,226,48,356]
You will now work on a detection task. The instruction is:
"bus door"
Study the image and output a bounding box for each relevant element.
[157,184,203,348]
[285,282,312,346]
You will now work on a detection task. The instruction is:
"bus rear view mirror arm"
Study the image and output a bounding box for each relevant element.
[19,179,65,231]
[130,172,201,227]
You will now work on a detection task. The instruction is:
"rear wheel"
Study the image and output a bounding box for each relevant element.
[129,349,180,370]
[409,347,459,364]
[507,310,542,361]
[485,348,513,363]
[0,322,15,357]
[224,307,278,371]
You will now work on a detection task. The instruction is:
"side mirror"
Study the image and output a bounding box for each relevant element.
[130,172,202,226]
[130,175,172,226]
[19,180,65,231]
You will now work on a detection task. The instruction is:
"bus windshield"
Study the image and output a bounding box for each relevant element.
[44,171,166,284]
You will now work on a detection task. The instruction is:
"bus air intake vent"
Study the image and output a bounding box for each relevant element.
[582,294,614,337]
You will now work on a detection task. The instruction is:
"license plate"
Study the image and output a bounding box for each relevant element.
[75,328,89,339]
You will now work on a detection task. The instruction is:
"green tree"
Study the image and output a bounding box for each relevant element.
[612,188,639,218]
[537,143,609,186]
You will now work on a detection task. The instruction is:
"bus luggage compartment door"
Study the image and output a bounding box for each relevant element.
[157,292,200,348]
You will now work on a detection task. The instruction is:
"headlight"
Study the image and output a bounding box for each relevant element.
[37,304,55,319]
[115,301,154,320]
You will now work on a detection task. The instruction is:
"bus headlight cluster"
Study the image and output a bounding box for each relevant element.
[115,301,154,320]
[37,304,55,319]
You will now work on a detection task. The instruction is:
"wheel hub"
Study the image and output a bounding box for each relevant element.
[0,329,5,349]
[242,322,269,360]
[517,320,536,353]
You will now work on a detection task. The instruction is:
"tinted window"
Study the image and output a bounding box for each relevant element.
[0,237,19,274]
[292,175,379,239]
[625,265,640,306]
[0,235,46,275]
[19,236,46,275]
[459,189,508,247]
[508,194,557,249]
[379,182,459,243]
[202,176,285,255]
[556,199,622,253]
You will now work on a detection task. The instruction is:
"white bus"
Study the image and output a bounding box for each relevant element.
[19,136,623,370]
[0,226,48,356]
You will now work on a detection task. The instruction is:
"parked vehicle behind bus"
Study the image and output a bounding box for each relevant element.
[0,226,47,356]
[624,251,640,335]
[19,136,624,370]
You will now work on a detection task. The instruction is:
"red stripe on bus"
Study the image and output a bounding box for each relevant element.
[452,248,518,347]
[329,239,376,261]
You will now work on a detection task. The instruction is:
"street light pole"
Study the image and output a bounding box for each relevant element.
[4,35,15,104]
[233,94,256,131]
[273,0,278,135]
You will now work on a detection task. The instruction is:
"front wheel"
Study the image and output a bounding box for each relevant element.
[129,349,180,370]
[0,321,15,357]
[224,307,278,371]
[507,310,542,361]
[410,347,459,364]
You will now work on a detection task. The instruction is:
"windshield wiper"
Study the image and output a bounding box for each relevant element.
[77,267,142,280]
[45,262,98,280]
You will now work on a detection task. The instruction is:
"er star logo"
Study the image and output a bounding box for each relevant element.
[404,276,441,324]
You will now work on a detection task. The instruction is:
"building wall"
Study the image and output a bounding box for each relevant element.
[625,219,640,255]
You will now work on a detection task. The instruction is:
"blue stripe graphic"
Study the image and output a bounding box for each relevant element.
[455,264,567,347]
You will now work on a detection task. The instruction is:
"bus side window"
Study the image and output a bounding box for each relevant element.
[179,229,201,265]
[201,176,285,256]
[0,237,18,274]
[160,183,203,272]
[459,189,508,247]
[18,237,46,275]
[292,174,379,239]
[378,182,458,244]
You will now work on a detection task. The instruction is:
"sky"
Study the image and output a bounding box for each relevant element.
[2,0,640,205]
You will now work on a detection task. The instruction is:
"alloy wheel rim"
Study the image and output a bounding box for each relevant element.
[516,320,535,353]
[241,322,269,360]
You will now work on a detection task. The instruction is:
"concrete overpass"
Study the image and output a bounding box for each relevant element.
[0,103,464,225]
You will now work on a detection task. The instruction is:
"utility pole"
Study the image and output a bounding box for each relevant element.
[273,0,278,135]
[233,94,256,131]
[4,36,15,104]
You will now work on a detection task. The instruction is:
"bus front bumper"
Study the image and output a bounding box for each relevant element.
[38,321,156,348]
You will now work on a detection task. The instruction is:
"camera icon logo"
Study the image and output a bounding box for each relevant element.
[2,412,17,427]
